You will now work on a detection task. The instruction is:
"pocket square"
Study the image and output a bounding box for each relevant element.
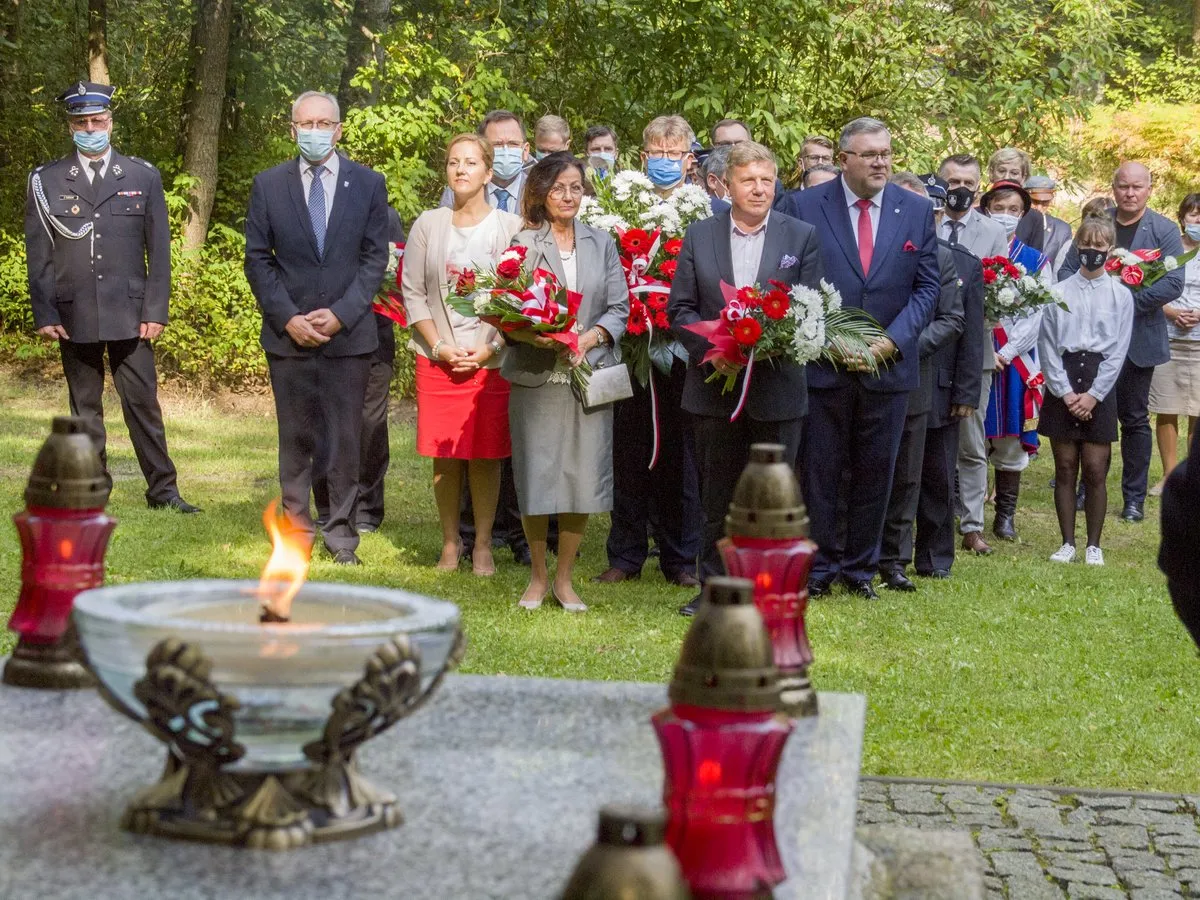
[779,254,798,269]
[903,240,918,253]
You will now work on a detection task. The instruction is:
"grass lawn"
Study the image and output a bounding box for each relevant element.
[1,369,1198,793]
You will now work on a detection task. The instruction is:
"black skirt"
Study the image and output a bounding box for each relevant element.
[1039,350,1118,443]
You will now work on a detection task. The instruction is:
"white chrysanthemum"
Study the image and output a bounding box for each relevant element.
[473,296,489,314]
[999,286,1018,306]
[1165,256,1179,271]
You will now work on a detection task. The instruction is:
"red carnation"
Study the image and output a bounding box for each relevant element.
[737,286,762,307]
[496,257,522,280]
[1134,248,1161,262]
[1121,265,1145,286]
[1104,256,1123,273]
[1004,264,1021,278]
[762,290,790,320]
[982,268,998,285]
[454,269,477,295]
[621,228,653,256]
[510,245,528,261]
[732,317,763,346]
[654,310,670,329]
[663,237,684,257]
[658,259,678,281]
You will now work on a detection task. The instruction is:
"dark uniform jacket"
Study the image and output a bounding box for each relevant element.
[25,150,171,343]
[244,154,389,358]
[906,241,966,417]
[928,240,985,429]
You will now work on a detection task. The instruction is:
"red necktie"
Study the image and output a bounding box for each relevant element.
[855,198,874,275]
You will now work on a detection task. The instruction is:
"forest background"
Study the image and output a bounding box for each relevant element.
[1,0,1199,393]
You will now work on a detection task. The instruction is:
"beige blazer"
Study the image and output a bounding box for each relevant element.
[501,221,629,388]
[401,204,524,366]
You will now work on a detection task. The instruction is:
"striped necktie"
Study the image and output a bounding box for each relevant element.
[308,164,327,256]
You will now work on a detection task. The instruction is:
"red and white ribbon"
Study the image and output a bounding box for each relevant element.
[730,349,755,422]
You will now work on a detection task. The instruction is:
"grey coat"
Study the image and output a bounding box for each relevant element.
[500,221,629,387]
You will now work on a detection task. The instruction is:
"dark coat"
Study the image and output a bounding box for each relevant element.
[928,241,985,430]
[244,154,389,358]
[25,150,171,342]
[907,242,966,416]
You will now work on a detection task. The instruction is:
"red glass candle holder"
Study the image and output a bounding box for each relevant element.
[654,576,793,899]
[4,417,114,689]
[720,443,818,717]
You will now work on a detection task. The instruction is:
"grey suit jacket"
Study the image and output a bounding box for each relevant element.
[500,221,629,388]
[908,243,966,416]
[1057,207,1185,368]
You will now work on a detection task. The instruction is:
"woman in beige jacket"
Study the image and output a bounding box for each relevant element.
[402,133,523,576]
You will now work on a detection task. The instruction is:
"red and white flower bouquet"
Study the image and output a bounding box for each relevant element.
[1104,246,1197,289]
[371,241,407,326]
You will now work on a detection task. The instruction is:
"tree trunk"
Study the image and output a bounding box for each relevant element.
[337,0,391,112]
[1194,0,1200,53]
[87,0,109,84]
[180,0,234,252]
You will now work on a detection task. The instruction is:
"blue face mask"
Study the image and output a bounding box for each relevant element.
[492,147,525,182]
[296,128,336,163]
[73,128,110,155]
[646,156,684,189]
[1186,224,1200,242]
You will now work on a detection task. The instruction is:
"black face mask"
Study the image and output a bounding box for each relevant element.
[945,186,976,213]
[1079,248,1108,273]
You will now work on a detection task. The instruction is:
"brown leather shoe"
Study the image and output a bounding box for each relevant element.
[961,532,994,555]
[591,567,641,583]
[664,570,701,588]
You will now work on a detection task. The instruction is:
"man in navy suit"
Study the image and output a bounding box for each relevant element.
[669,141,824,615]
[245,90,389,565]
[782,117,940,599]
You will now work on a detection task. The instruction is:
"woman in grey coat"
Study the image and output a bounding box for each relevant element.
[504,152,629,612]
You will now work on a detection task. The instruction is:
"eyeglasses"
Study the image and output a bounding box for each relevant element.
[803,153,834,165]
[293,119,339,131]
[843,149,893,163]
[645,150,689,161]
[70,115,111,129]
[549,184,586,199]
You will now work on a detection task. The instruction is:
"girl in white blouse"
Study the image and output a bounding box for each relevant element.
[1038,216,1134,566]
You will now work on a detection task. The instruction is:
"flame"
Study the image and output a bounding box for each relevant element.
[258,500,310,621]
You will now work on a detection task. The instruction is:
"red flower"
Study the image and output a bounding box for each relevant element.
[654,310,670,329]
[1104,256,1123,273]
[663,237,684,257]
[768,279,789,292]
[658,259,678,281]
[454,269,476,295]
[982,268,998,285]
[621,228,653,256]
[510,245,528,261]
[496,257,522,280]
[1134,248,1161,262]
[736,286,762,307]
[731,317,763,346]
[1004,263,1021,278]
[1121,264,1145,286]
[627,301,648,336]
[761,290,790,320]
[645,293,668,311]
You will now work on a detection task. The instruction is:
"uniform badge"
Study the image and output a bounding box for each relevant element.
[344,181,349,187]
[117,190,143,197]
[70,205,80,215]
[59,194,79,200]
[68,165,79,177]
[77,82,87,97]
[112,164,123,177]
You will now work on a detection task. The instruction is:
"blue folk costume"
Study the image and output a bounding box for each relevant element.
[985,236,1048,454]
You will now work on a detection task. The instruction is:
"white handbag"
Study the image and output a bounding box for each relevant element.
[574,361,634,410]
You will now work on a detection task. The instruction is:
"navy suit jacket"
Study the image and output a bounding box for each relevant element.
[244,154,389,358]
[668,210,823,421]
[782,179,940,393]
[1057,207,1185,368]
[928,241,985,429]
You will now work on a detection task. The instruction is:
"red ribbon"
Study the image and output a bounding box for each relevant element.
[994,324,1044,420]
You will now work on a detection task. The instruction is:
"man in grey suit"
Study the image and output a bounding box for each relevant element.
[1026,175,1072,267]
[938,153,1009,556]
[1058,161,1185,522]
[244,90,389,565]
[669,141,824,616]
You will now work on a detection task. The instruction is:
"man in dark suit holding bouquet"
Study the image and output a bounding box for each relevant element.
[669,141,824,616]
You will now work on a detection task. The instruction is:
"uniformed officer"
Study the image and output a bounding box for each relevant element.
[24,81,200,512]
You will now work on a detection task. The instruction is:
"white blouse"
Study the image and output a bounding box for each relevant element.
[444,209,506,347]
[1166,254,1200,342]
[1038,272,1134,402]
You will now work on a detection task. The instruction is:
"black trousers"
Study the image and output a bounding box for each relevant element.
[914,421,959,574]
[803,382,908,584]
[267,353,370,554]
[59,338,179,503]
[314,353,392,529]
[606,361,701,576]
[878,409,929,574]
[1115,358,1155,506]
[693,413,803,582]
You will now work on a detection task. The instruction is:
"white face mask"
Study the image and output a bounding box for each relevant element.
[991,212,1020,237]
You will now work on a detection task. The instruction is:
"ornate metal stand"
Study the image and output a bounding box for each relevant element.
[91,631,464,849]
[2,625,96,689]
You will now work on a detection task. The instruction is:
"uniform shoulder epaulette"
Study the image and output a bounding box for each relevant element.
[950,242,980,260]
[129,156,157,170]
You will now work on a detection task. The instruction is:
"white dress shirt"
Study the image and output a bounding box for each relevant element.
[77,148,113,181]
[841,176,882,246]
[730,213,769,288]
[1039,271,1134,402]
[938,207,1009,260]
[300,152,339,226]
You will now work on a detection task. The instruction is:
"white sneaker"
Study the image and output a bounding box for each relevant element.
[1049,543,1076,563]
[1085,546,1104,566]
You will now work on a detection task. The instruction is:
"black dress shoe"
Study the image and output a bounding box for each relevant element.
[510,543,532,565]
[679,594,702,617]
[880,570,917,592]
[844,579,880,600]
[356,522,379,534]
[918,568,951,579]
[148,496,202,514]
[1119,501,1144,523]
[664,570,701,588]
[808,575,836,597]
[332,549,361,566]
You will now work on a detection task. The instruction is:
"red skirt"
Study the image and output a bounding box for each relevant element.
[415,355,512,459]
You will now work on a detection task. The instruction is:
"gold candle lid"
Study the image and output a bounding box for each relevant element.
[559,805,689,899]
[24,416,111,509]
[725,443,808,539]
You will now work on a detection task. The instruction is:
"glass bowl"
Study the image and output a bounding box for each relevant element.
[73,580,462,770]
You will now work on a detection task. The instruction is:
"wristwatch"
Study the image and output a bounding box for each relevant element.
[489,339,504,355]
[592,327,609,346]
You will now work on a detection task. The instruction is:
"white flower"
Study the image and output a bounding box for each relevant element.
[1166,256,1179,271]
[1114,248,1140,266]
[473,296,489,314]
[498,248,522,264]
[999,286,1018,307]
